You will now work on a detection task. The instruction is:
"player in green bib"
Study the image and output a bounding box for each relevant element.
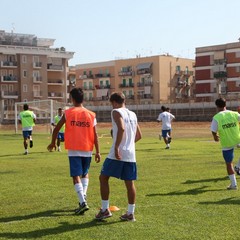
[51,108,65,152]
[211,98,240,190]
[18,104,36,155]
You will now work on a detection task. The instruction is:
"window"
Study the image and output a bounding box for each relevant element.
[122,79,126,86]
[22,55,27,63]
[129,78,133,86]
[33,56,39,62]
[23,70,27,78]
[9,85,13,92]
[23,84,28,92]
[89,82,93,89]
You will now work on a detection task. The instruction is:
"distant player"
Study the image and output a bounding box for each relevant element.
[211,97,240,189]
[18,104,36,155]
[157,106,175,149]
[51,108,65,152]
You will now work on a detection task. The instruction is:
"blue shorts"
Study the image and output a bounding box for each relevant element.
[222,149,234,163]
[22,130,32,139]
[69,156,91,177]
[100,158,137,180]
[57,132,64,142]
[162,129,171,138]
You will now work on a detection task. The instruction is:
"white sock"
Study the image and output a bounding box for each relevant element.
[25,149,28,153]
[101,200,109,211]
[74,183,85,204]
[127,204,135,215]
[81,178,89,196]
[229,174,237,186]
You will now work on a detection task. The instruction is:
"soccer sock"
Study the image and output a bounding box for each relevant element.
[229,174,237,186]
[74,183,85,204]
[101,200,109,212]
[127,204,135,215]
[81,178,89,196]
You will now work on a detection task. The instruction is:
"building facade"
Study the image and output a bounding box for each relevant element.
[195,41,240,102]
[75,55,195,106]
[0,30,74,119]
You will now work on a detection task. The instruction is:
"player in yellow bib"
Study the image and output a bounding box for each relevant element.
[211,98,240,190]
[18,104,36,155]
[51,108,65,152]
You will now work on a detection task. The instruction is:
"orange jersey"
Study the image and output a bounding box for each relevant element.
[64,107,96,151]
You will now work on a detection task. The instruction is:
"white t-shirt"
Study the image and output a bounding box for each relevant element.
[108,108,138,162]
[157,111,175,130]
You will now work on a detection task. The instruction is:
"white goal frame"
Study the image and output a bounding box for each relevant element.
[15,99,54,133]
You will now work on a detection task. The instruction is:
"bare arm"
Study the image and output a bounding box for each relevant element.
[93,125,101,163]
[113,111,124,160]
[135,124,142,143]
[212,131,219,142]
[47,114,66,151]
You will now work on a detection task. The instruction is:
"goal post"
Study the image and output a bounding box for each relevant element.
[15,99,64,133]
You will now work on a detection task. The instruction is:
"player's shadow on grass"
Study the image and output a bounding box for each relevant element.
[0,209,72,223]
[0,151,47,158]
[0,219,118,239]
[146,186,224,197]
[199,197,240,205]
[182,176,227,185]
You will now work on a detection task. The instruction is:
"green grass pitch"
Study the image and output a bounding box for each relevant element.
[0,123,240,240]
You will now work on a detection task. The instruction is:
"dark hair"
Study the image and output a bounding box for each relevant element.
[23,104,29,110]
[70,88,84,104]
[58,107,62,111]
[215,98,226,108]
[110,92,125,104]
[161,106,167,111]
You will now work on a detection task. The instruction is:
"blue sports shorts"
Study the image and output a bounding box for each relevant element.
[162,129,171,138]
[22,130,32,139]
[222,149,234,163]
[57,132,64,141]
[69,156,91,177]
[100,158,137,180]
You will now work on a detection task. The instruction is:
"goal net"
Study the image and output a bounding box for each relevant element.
[15,99,65,133]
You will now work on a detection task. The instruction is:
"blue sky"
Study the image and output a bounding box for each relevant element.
[0,0,240,66]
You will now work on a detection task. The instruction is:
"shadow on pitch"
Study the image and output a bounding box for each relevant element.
[182,176,227,185]
[146,186,225,197]
[0,218,118,239]
[199,197,240,205]
[0,151,48,158]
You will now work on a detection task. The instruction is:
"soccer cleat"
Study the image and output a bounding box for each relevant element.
[30,140,33,148]
[159,134,162,140]
[234,166,240,176]
[95,209,112,220]
[75,202,89,215]
[165,146,170,149]
[227,184,238,190]
[167,137,172,144]
[24,152,28,155]
[120,212,136,222]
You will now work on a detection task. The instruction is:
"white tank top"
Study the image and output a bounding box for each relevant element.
[108,108,138,162]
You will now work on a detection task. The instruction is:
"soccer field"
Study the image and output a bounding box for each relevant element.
[0,122,240,240]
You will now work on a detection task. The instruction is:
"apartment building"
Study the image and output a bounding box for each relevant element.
[0,30,74,117]
[75,55,195,106]
[195,41,240,102]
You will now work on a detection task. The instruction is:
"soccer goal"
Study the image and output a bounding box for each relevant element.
[15,99,65,133]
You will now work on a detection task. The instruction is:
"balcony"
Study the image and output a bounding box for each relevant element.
[95,84,111,89]
[1,75,18,83]
[137,94,153,99]
[83,86,95,90]
[33,91,43,98]
[1,91,18,99]
[119,83,134,88]
[48,92,64,99]
[47,64,63,71]
[92,96,109,101]
[118,71,134,76]
[214,71,227,79]
[137,82,153,87]
[48,79,64,85]
[1,61,18,68]
[33,76,42,83]
[94,73,111,78]
[33,62,42,68]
